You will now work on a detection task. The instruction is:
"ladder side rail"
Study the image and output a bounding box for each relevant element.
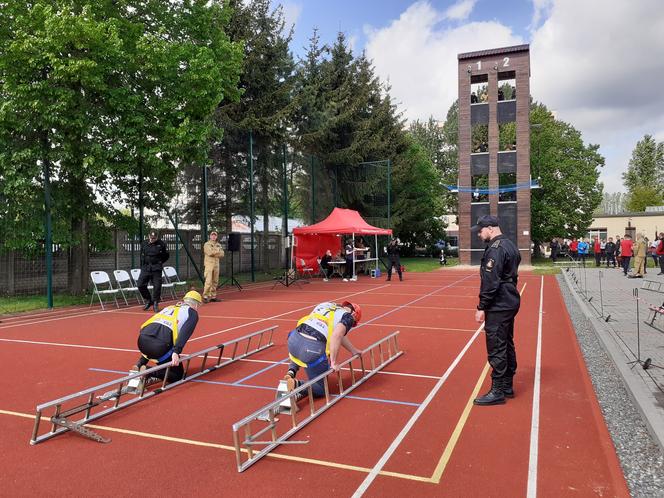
[31,326,277,444]
[236,347,403,472]
[35,326,277,413]
[232,331,402,472]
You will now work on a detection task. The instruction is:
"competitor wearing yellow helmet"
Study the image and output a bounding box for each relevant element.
[131,290,203,383]
[284,301,362,400]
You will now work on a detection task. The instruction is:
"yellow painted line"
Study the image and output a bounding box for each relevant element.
[429,362,491,483]
[0,408,428,482]
[4,282,531,486]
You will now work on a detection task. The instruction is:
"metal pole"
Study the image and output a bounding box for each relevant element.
[310,155,315,223]
[175,209,180,272]
[202,165,209,241]
[387,159,391,227]
[249,131,255,283]
[138,169,144,243]
[42,140,53,309]
[598,270,604,317]
[282,144,289,269]
[130,206,135,269]
[634,288,641,362]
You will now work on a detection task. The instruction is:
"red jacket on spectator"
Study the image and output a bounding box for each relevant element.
[594,240,601,253]
[570,240,578,251]
[657,238,664,256]
[620,239,633,257]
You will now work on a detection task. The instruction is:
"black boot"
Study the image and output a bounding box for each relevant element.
[473,381,505,405]
[143,301,153,311]
[502,377,514,398]
[153,302,159,312]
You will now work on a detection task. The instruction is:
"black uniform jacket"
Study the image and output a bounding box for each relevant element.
[478,234,521,311]
[141,239,169,272]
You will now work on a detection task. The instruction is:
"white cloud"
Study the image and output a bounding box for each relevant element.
[366,0,664,194]
[280,1,302,33]
[365,1,522,122]
[443,0,477,21]
[530,0,664,193]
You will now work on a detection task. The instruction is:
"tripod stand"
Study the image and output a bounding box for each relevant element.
[220,250,242,291]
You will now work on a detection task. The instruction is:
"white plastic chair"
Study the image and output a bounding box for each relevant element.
[89,271,120,310]
[299,258,314,279]
[131,269,153,292]
[160,269,176,299]
[113,270,143,305]
[163,266,189,296]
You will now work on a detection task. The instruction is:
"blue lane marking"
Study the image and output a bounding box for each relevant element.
[88,368,421,407]
[232,359,290,385]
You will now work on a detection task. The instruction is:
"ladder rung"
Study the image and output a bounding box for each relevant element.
[231,331,402,472]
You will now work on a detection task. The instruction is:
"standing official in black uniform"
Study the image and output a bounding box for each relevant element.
[138,230,170,312]
[472,215,521,405]
[385,237,403,281]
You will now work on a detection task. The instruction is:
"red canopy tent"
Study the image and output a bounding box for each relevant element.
[292,208,392,276]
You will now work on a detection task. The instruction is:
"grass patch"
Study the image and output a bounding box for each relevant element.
[531,256,561,274]
[0,294,90,315]
[399,256,459,272]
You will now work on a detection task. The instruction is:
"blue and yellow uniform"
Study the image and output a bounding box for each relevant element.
[287,302,357,397]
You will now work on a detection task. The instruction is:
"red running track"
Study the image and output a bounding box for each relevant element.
[0,271,628,497]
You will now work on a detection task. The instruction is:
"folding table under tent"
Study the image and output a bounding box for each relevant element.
[292,208,392,278]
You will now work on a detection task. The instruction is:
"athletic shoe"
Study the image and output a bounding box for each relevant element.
[350,276,357,281]
[343,278,348,282]
[323,278,329,282]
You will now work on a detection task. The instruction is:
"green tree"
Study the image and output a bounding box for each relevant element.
[530,102,604,250]
[0,0,242,293]
[625,185,663,212]
[392,140,445,251]
[622,134,664,202]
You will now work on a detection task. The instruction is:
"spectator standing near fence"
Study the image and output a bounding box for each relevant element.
[569,238,578,260]
[620,235,633,276]
[577,238,589,267]
[203,231,224,303]
[138,231,169,312]
[656,233,664,275]
[550,238,560,263]
[605,238,617,268]
[630,234,647,278]
[593,237,601,267]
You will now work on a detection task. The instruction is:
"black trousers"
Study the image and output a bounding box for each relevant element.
[137,268,163,303]
[484,308,518,381]
[136,334,184,382]
[387,255,402,279]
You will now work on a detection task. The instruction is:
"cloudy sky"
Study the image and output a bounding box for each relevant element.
[278,0,664,193]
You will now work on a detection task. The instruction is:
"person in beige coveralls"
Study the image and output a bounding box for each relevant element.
[203,231,224,303]
[630,234,647,278]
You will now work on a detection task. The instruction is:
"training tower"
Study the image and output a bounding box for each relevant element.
[457,44,531,265]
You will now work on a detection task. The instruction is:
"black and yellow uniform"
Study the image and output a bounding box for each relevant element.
[135,303,199,382]
[478,233,521,399]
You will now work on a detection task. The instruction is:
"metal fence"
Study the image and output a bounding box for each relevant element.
[0,230,284,297]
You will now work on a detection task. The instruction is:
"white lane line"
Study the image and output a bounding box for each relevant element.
[0,337,137,353]
[352,282,528,497]
[189,284,393,342]
[526,275,544,498]
[352,322,486,497]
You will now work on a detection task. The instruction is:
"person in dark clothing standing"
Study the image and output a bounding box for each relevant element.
[605,237,616,268]
[472,215,521,406]
[549,238,560,263]
[320,249,333,281]
[385,237,403,281]
[138,230,170,312]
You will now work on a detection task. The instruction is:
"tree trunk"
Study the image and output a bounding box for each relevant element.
[69,216,89,295]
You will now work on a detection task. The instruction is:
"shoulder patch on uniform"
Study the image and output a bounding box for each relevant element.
[485,258,495,271]
[491,239,501,248]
